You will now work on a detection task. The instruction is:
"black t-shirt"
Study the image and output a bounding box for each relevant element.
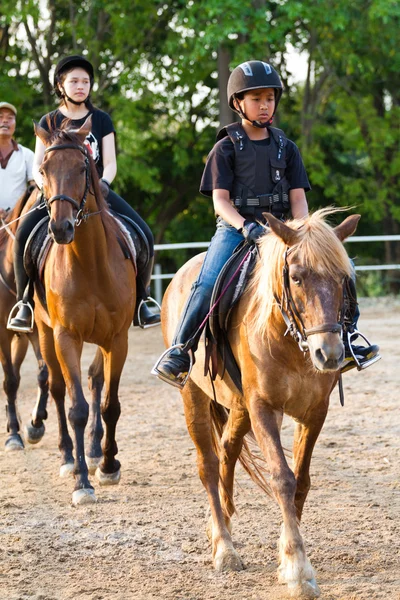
[200,135,311,197]
[39,108,115,177]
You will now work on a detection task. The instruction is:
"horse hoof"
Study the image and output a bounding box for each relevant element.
[72,488,97,506]
[214,548,244,572]
[5,434,24,452]
[95,467,121,486]
[60,462,75,478]
[25,422,45,444]
[85,455,102,475]
[288,579,321,599]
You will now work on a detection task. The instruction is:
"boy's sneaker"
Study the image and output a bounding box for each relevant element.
[151,346,192,389]
[341,343,381,373]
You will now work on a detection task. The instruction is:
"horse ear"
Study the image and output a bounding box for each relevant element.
[75,115,92,143]
[33,121,51,146]
[262,212,302,247]
[334,214,361,242]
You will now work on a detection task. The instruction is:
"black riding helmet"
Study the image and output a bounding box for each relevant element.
[227,60,283,128]
[53,55,94,105]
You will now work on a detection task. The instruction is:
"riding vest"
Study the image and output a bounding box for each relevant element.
[216,123,291,220]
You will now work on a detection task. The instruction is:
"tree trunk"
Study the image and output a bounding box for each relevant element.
[217,46,231,128]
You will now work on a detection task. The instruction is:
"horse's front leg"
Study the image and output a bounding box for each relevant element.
[25,326,49,445]
[249,398,320,599]
[53,326,95,505]
[86,347,104,474]
[94,334,128,486]
[0,329,27,451]
[292,403,328,522]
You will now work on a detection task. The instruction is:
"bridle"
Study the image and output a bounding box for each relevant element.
[42,143,92,226]
[274,246,343,353]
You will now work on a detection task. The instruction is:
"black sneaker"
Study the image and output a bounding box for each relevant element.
[151,346,192,389]
[341,344,381,373]
[7,302,34,333]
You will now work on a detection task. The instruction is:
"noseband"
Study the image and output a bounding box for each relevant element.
[275,247,343,353]
[42,143,91,225]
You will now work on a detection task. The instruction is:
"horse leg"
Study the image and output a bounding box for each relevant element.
[38,322,74,477]
[86,347,104,474]
[53,327,95,505]
[292,405,328,522]
[0,329,26,451]
[24,326,49,444]
[183,380,243,572]
[95,336,128,486]
[249,400,320,599]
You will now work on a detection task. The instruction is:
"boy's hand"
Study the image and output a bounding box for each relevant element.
[240,220,265,246]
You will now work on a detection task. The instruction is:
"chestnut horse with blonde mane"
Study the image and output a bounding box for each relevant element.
[32,117,136,505]
[161,208,360,598]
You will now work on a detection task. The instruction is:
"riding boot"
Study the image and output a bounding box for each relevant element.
[7,253,34,333]
[152,284,211,389]
[341,277,381,372]
[133,256,161,328]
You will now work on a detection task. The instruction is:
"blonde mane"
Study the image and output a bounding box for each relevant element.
[248,207,354,337]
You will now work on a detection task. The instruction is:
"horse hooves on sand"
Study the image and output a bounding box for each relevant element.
[5,434,24,452]
[85,455,102,475]
[25,422,45,444]
[214,548,244,572]
[95,467,121,486]
[72,488,97,506]
[59,462,75,478]
[287,579,321,599]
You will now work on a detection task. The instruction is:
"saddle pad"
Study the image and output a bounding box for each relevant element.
[207,242,258,393]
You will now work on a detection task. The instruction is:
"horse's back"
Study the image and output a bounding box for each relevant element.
[161,252,205,347]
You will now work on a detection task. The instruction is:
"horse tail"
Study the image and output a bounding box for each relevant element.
[209,400,272,515]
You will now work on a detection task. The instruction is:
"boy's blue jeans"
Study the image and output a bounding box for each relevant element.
[173,218,243,348]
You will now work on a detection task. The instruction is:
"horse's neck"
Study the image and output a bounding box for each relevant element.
[70,195,110,262]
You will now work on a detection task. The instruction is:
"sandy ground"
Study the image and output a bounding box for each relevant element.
[0,298,399,600]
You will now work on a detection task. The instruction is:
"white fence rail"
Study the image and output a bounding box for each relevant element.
[152,235,400,305]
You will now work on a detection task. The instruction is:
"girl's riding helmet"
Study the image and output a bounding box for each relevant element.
[227,60,283,127]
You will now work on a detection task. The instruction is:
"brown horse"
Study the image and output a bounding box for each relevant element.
[161,208,360,598]
[0,191,49,451]
[32,117,136,505]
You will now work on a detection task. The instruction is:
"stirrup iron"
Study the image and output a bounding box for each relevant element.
[7,301,34,333]
[137,296,161,329]
[151,344,194,390]
[346,329,381,370]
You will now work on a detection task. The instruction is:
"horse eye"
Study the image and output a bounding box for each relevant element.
[291,275,301,286]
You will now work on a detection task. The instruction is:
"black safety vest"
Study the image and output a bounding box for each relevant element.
[216,123,291,220]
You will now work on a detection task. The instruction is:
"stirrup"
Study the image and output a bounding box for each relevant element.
[151,344,194,390]
[7,301,34,333]
[137,297,161,329]
[346,329,381,371]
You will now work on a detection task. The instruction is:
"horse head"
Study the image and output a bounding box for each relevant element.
[257,209,360,372]
[34,116,93,244]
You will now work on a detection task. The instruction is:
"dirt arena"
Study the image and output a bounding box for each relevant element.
[0,298,399,600]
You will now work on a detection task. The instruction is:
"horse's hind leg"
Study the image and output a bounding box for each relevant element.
[95,334,128,486]
[25,327,49,444]
[249,400,320,598]
[182,380,243,572]
[0,329,26,451]
[86,347,104,474]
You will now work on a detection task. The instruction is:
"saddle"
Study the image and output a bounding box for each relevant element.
[205,243,258,394]
[23,211,148,308]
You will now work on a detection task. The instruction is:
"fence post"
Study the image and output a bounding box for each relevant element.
[153,263,162,307]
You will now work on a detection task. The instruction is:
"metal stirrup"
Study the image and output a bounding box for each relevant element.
[151,344,194,390]
[346,329,381,370]
[136,296,161,329]
[7,301,34,333]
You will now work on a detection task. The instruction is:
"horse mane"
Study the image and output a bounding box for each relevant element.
[248,207,354,338]
[44,122,120,238]
[0,188,33,251]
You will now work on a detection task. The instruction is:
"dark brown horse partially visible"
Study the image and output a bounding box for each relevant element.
[32,117,136,505]
[0,191,49,451]
[161,208,360,598]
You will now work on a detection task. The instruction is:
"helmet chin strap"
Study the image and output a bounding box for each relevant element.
[60,86,88,106]
[235,101,274,129]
